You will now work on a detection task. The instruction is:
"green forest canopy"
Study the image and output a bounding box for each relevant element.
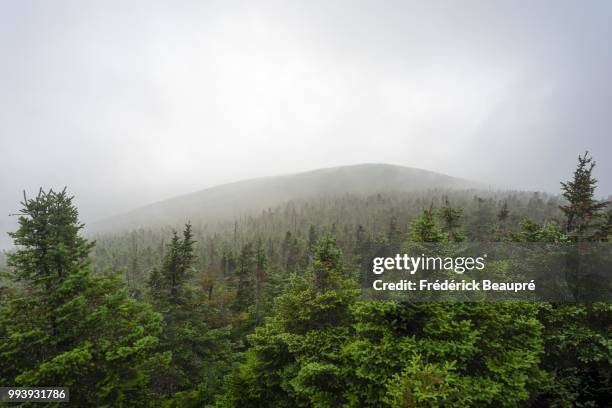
[0,152,610,407]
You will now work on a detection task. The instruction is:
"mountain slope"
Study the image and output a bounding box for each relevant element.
[88,164,484,233]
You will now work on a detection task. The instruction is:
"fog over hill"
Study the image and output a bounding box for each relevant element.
[88,164,486,234]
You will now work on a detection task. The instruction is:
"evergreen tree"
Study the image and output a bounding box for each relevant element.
[217,235,358,407]
[287,236,301,272]
[497,201,510,223]
[354,224,373,285]
[0,189,164,406]
[409,208,446,243]
[496,201,511,238]
[233,242,256,312]
[387,216,403,252]
[307,224,318,256]
[468,196,496,241]
[440,198,465,242]
[128,231,141,297]
[148,223,233,405]
[281,231,301,271]
[254,239,267,323]
[221,248,236,277]
[534,152,612,406]
[148,224,195,309]
[560,151,611,241]
[218,233,545,407]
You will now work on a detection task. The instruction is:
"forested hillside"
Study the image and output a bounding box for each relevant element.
[0,154,610,407]
[89,188,563,299]
[87,164,483,234]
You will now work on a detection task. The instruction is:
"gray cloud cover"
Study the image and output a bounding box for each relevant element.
[1,0,612,247]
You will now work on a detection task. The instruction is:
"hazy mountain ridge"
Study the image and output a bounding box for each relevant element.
[88,163,486,234]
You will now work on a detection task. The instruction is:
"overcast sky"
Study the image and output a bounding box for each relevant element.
[1,0,612,247]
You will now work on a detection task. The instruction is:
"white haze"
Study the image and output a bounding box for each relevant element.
[1,0,612,247]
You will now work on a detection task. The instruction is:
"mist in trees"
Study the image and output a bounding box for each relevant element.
[0,153,610,406]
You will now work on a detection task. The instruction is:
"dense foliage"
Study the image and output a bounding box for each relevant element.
[0,152,610,407]
[0,190,165,407]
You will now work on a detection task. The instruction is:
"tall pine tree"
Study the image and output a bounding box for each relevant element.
[559,151,611,241]
[0,189,164,406]
[147,223,233,406]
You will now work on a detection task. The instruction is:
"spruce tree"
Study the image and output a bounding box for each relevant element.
[409,208,446,243]
[497,201,510,223]
[307,224,318,255]
[560,151,610,241]
[0,189,164,406]
[147,223,233,406]
[534,152,612,406]
[217,235,358,407]
[387,216,403,252]
[440,198,465,242]
[233,242,256,312]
